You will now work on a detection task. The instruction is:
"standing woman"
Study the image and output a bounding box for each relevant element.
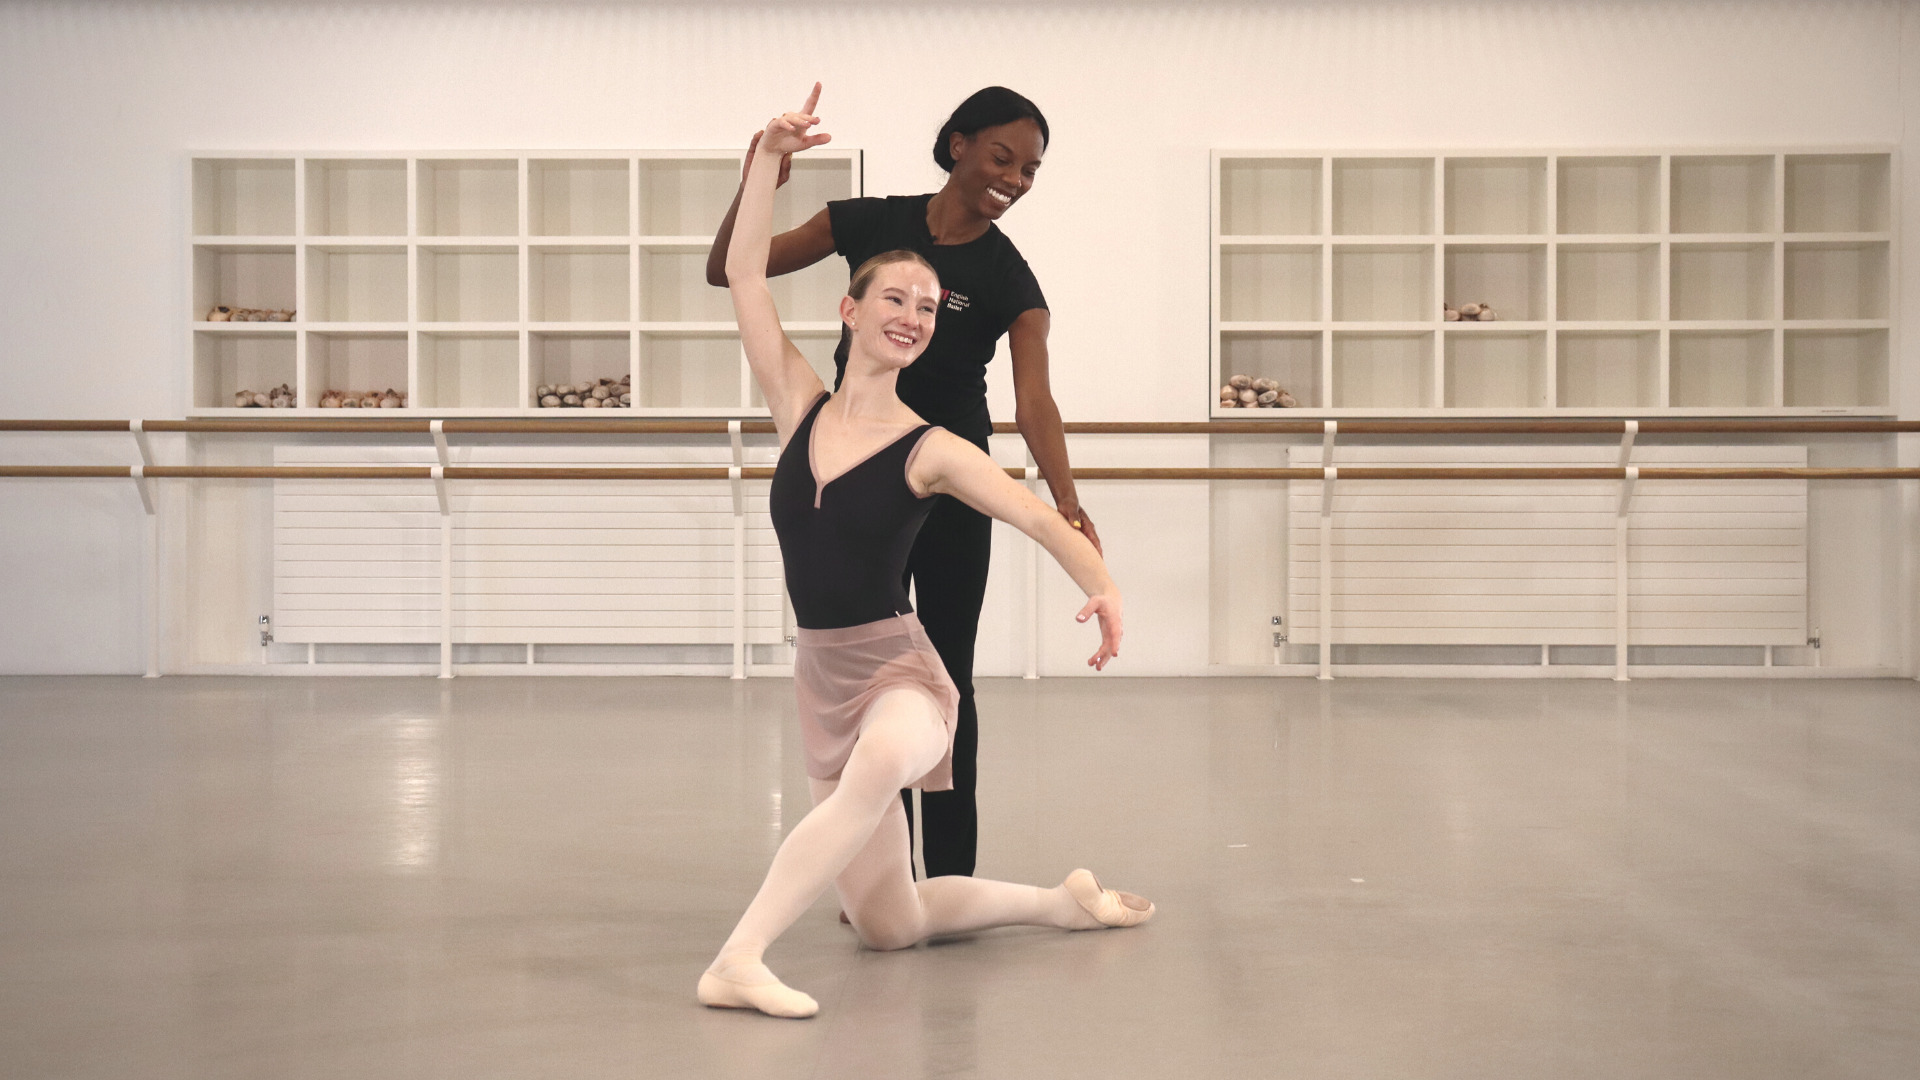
[707,87,1092,879]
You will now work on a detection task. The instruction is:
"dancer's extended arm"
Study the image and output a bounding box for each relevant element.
[726,85,833,442]
[909,431,1123,669]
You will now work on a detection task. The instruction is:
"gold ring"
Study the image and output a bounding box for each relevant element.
[1072,520,1083,528]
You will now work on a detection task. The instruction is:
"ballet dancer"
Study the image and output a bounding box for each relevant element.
[698,85,1152,1020]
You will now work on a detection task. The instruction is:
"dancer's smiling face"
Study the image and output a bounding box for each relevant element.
[946,118,1045,221]
[840,261,940,371]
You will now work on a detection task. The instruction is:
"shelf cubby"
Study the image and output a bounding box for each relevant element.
[1670,331,1773,408]
[1332,332,1432,408]
[1785,154,1890,233]
[529,159,628,237]
[638,332,740,408]
[1219,158,1320,236]
[192,159,295,236]
[530,246,630,322]
[1783,241,1888,320]
[1556,156,1659,235]
[305,159,407,237]
[766,258,853,324]
[190,151,861,415]
[306,246,406,323]
[1444,157,1546,235]
[417,159,519,237]
[1443,244,1546,321]
[1670,243,1772,321]
[772,159,856,234]
[638,159,738,237]
[1220,332,1322,408]
[418,333,520,408]
[193,245,296,320]
[308,332,408,400]
[1444,331,1547,408]
[1783,330,1888,408]
[1556,332,1660,408]
[1213,148,1893,417]
[1332,244,1431,321]
[1332,158,1432,236]
[1670,155,1773,234]
[1220,245,1321,322]
[751,331,843,406]
[418,246,518,323]
[641,248,732,322]
[792,332,841,391]
[1557,243,1659,321]
[531,332,631,400]
[193,331,295,408]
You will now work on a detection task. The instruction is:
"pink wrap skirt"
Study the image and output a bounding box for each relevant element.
[793,612,960,791]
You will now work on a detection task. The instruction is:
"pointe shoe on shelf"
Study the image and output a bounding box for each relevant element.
[1064,868,1155,928]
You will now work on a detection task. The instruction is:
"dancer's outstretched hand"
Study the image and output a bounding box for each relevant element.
[1076,593,1123,671]
[759,82,832,159]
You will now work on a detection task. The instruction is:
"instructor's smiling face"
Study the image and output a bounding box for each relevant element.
[947,118,1045,221]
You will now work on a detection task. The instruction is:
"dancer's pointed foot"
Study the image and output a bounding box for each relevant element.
[697,958,819,1018]
[1063,868,1155,929]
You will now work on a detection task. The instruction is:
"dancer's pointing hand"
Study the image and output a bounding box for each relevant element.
[759,82,832,158]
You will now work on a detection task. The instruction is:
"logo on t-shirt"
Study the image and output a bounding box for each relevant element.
[941,289,971,314]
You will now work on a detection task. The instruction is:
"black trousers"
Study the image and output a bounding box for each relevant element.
[900,489,992,878]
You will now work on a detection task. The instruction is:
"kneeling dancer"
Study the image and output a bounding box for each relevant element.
[700,85,1152,1020]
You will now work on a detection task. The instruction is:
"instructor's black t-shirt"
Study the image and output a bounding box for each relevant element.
[827,194,1047,446]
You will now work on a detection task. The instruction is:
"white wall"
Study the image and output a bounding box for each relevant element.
[1,0,1915,673]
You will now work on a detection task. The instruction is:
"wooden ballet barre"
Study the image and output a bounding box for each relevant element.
[5,418,1919,436]
[6,465,1920,482]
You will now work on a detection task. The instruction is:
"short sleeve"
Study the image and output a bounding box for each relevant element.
[999,254,1048,334]
[827,197,887,264]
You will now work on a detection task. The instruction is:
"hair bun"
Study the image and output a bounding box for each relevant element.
[933,86,1050,173]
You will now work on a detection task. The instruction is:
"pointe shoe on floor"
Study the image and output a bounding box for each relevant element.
[1064,868,1155,928]
[697,962,819,1019]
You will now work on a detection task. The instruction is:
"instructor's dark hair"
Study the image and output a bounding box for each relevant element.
[932,87,1050,173]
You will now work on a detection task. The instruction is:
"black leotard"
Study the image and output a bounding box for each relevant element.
[770,393,940,630]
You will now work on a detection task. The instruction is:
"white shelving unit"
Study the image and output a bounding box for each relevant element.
[1211,149,1897,416]
[188,150,861,415]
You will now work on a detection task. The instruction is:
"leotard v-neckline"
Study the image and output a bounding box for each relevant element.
[804,393,931,508]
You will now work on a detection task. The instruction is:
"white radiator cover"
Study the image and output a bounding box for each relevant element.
[273,444,785,646]
[1286,444,1807,647]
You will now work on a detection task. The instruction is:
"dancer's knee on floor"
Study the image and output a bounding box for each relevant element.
[852,914,924,952]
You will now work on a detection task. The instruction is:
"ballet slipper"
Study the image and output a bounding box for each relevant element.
[697,957,819,1019]
[1063,869,1155,929]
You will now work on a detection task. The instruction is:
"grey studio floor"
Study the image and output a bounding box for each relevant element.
[2,676,1918,1080]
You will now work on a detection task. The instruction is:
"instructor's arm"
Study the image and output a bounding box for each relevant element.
[1009,308,1102,555]
[705,132,838,287]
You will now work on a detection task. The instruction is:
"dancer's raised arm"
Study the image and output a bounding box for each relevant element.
[726,84,833,443]
[908,432,1123,670]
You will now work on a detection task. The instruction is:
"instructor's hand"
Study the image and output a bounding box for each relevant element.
[759,82,832,159]
[1076,593,1123,671]
[741,131,793,188]
[1057,502,1102,557]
